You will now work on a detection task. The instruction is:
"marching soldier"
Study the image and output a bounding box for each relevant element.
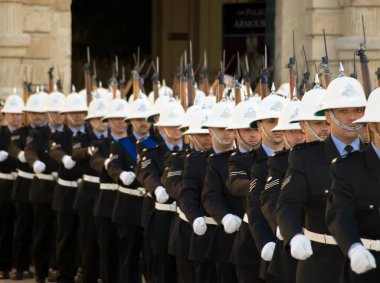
[167,106,212,283]
[260,96,305,283]
[136,98,186,283]
[92,98,129,283]
[24,90,65,283]
[108,98,156,283]
[72,98,109,283]
[277,74,367,283]
[201,99,242,283]
[9,92,47,280]
[326,88,380,282]
[246,87,285,282]
[0,94,24,280]
[226,98,264,283]
[49,92,89,283]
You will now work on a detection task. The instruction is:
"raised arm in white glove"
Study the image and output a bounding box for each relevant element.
[221,214,242,234]
[62,155,76,169]
[193,217,207,236]
[154,186,169,203]
[33,160,46,174]
[290,234,313,260]
[119,171,136,186]
[261,242,276,261]
[348,244,377,274]
[17,151,27,163]
[0,150,9,162]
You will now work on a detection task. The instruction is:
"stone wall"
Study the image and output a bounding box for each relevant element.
[0,0,72,99]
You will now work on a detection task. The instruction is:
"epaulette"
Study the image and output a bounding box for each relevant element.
[271,148,290,157]
[186,150,204,158]
[290,140,320,151]
[231,151,238,156]
[331,151,360,164]
[171,152,179,156]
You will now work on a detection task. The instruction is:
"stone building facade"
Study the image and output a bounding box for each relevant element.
[0,0,380,98]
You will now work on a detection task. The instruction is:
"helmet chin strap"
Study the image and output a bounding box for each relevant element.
[237,129,261,151]
[210,128,233,147]
[191,135,204,151]
[261,124,282,146]
[305,121,324,142]
[282,132,293,149]
[328,110,363,132]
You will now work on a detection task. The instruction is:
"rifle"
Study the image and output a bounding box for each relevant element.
[92,60,98,91]
[234,52,242,105]
[139,60,153,95]
[132,48,141,100]
[56,65,63,92]
[198,51,210,95]
[242,55,251,97]
[48,66,54,93]
[260,45,269,99]
[186,41,196,107]
[120,66,127,99]
[375,67,380,88]
[84,46,92,105]
[22,68,32,125]
[217,50,226,102]
[355,15,371,98]
[320,29,332,88]
[302,45,312,93]
[349,52,358,79]
[112,56,119,99]
[286,32,298,100]
[179,55,188,110]
[152,57,160,101]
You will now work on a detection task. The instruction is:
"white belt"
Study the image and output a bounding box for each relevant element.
[57,178,79,188]
[204,216,218,225]
[17,169,35,180]
[361,238,380,252]
[0,172,17,180]
[155,202,177,212]
[99,183,118,191]
[243,213,249,224]
[118,186,146,197]
[177,207,189,222]
[36,172,57,181]
[303,228,337,245]
[83,174,100,184]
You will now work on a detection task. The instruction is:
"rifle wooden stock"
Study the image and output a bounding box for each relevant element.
[187,80,195,107]
[179,78,188,110]
[124,79,133,97]
[324,74,331,88]
[360,62,371,98]
[259,79,268,99]
[245,81,251,97]
[22,85,29,125]
[217,83,224,102]
[112,84,117,99]
[153,82,160,101]
[132,72,140,100]
[234,85,241,105]
[85,71,92,105]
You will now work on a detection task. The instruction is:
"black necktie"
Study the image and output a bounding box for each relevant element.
[172,145,180,152]
[100,134,105,139]
[344,144,354,154]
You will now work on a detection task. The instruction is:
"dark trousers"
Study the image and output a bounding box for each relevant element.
[215,262,238,283]
[33,203,55,280]
[13,201,33,271]
[151,254,177,283]
[56,211,79,283]
[176,257,197,283]
[195,261,217,283]
[236,265,265,283]
[117,224,143,283]
[142,236,154,282]
[79,212,99,283]
[94,216,118,283]
[0,202,13,272]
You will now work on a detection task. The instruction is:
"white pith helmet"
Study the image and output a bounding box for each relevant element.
[85,98,108,120]
[183,107,210,135]
[2,94,25,114]
[180,104,203,129]
[272,99,302,131]
[202,100,235,128]
[24,93,47,113]
[146,95,171,123]
[126,98,153,120]
[249,83,286,128]
[59,92,88,113]
[46,89,65,112]
[154,99,185,127]
[354,87,380,123]
[102,98,129,121]
[128,91,148,104]
[227,99,259,130]
[276,83,290,98]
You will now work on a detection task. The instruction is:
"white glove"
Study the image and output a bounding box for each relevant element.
[221,214,242,234]
[33,160,46,174]
[104,157,111,170]
[348,244,377,274]
[154,186,169,203]
[290,234,313,260]
[276,226,284,241]
[261,242,276,261]
[119,171,136,186]
[0,150,9,162]
[193,217,207,236]
[62,155,76,169]
[87,147,93,156]
[17,151,26,163]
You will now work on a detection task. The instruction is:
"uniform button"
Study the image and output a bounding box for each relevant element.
[369,205,374,209]
[130,165,133,169]
[324,190,329,194]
